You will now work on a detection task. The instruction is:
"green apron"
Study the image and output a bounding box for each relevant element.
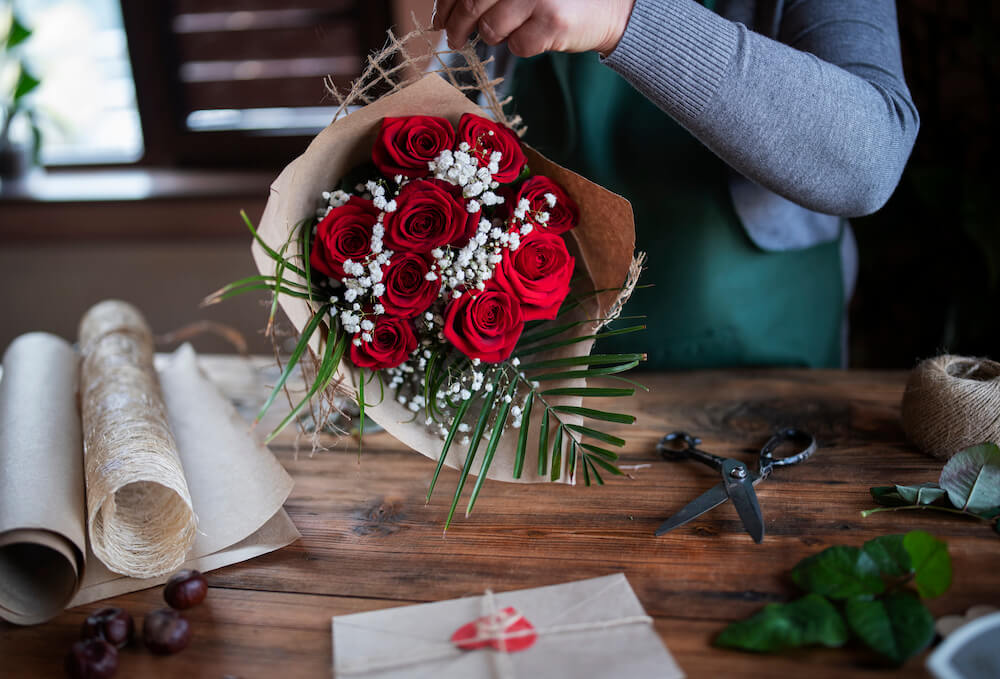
[510,51,845,370]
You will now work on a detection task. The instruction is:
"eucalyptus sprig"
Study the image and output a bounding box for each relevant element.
[715,531,952,666]
[863,443,1000,535]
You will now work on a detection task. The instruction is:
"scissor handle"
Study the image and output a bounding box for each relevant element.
[758,428,817,476]
[657,431,728,470]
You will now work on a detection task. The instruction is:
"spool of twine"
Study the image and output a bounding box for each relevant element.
[78,300,196,578]
[901,355,1000,460]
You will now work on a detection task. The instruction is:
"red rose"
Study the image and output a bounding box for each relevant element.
[513,176,578,235]
[443,284,524,363]
[372,115,455,179]
[379,252,440,318]
[458,113,526,183]
[427,178,481,247]
[310,197,379,280]
[383,180,468,253]
[494,232,575,321]
[350,315,417,370]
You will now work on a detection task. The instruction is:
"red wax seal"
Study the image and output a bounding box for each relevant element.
[451,606,537,652]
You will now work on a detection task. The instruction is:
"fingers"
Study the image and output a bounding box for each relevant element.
[505,17,553,57]
[444,0,502,49]
[431,0,458,31]
[478,0,537,46]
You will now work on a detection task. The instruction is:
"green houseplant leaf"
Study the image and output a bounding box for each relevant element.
[715,594,848,652]
[862,534,911,578]
[902,530,952,598]
[791,546,884,599]
[844,591,935,666]
[895,483,947,505]
[939,443,1000,513]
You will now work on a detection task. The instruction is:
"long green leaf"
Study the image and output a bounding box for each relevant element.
[586,453,624,477]
[444,372,501,530]
[551,405,635,424]
[264,328,346,443]
[517,315,645,347]
[567,439,577,482]
[564,423,626,447]
[256,305,329,422]
[579,443,620,461]
[550,426,563,481]
[467,379,519,515]
[426,397,472,502]
[512,391,532,479]
[514,325,646,357]
[541,387,635,398]
[241,210,308,278]
[538,408,549,476]
[204,284,317,305]
[518,353,645,372]
[531,360,641,382]
[299,218,314,302]
[582,452,592,486]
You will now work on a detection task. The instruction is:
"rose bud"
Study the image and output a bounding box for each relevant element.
[379,253,440,318]
[457,113,526,183]
[443,284,525,363]
[143,608,191,655]
[383,180,468,253]
[494,232,575,321]
[310,197,379,280]
[512,176,578,235]
[373,115,455,178]
[65,639,118,679]
[80,607,135,648]
[164,570,208,610]
[349,315,417,370]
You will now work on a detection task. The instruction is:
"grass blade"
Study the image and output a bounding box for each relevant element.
[426,396,472,502]
[518,353,645,372]
[538,408,549,476]
[550,426,563,481]
[241,210,308,278]
[256,304,329,422]
[541,387,635,398]
[587,453,624,477]
[467,379,519,515]
[513,391,532,479]
[530,360,641,382]
[551,405,635,424]
[444,371,501,530]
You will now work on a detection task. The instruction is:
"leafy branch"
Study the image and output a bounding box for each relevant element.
[715,531,952,666]
[863,443,1000,535]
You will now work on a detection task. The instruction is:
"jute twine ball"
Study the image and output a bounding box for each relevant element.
[901,355,1000,460]
[78,300,196,578]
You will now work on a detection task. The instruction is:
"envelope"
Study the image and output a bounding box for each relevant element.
[332,573,684,679]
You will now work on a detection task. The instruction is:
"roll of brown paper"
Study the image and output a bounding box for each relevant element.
[901,355,1000,459]
[79,300,196,578]
[0,332,87,624]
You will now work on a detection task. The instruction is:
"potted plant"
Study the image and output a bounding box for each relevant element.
[1,11,43,179]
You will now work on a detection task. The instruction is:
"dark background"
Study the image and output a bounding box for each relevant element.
[1,0,996,368]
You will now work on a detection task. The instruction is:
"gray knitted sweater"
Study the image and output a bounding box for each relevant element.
[600,0,919,251]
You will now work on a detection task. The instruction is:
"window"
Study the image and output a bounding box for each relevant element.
[10,0,143,164]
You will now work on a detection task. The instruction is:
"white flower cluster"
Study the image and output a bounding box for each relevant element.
[428,142,505,209]
[317,189,352,218]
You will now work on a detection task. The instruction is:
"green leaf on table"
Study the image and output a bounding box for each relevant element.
[895,483,947,505]
[714,594,847,652]
[939,443,1000,512]
[902,530,952,598]
[863,534,911,578]
[844,591,935,665]
[870,487,910,507]
[791,546,884,599]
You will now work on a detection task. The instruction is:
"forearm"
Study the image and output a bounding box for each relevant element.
[602,0,919,217]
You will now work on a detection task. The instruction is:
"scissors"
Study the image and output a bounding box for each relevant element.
[654,429,817,542]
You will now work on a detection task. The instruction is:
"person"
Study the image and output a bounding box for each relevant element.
[430,0,919,370]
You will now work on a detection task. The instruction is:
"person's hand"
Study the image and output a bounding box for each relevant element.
[432,0,636,57]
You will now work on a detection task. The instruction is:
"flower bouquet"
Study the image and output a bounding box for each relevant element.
[207,38,643,527]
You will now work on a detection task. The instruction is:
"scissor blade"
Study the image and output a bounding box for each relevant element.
[722,459,766,543]
[654,482,730,536]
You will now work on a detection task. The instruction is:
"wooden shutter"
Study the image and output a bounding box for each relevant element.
[121,0,391,167]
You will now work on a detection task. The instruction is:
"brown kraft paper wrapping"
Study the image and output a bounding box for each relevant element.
[252,74,636,484]
[78,300,197,578]
[0,332,86,625]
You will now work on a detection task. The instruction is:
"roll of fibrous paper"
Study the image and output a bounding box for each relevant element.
[0,333,87,625]
[78,300,196,578]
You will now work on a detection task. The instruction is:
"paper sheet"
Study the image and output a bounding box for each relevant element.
[0,338,300,623]
[332,573,684,679]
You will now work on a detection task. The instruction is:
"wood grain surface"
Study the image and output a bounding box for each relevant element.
[3,356,998,678]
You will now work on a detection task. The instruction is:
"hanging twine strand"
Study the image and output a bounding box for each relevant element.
[901,354,1000,459]
[78,300,196,578]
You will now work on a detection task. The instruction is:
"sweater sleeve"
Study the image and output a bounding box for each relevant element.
[601,0,919,217]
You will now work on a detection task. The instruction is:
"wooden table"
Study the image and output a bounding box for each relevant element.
[3,358,999,677]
